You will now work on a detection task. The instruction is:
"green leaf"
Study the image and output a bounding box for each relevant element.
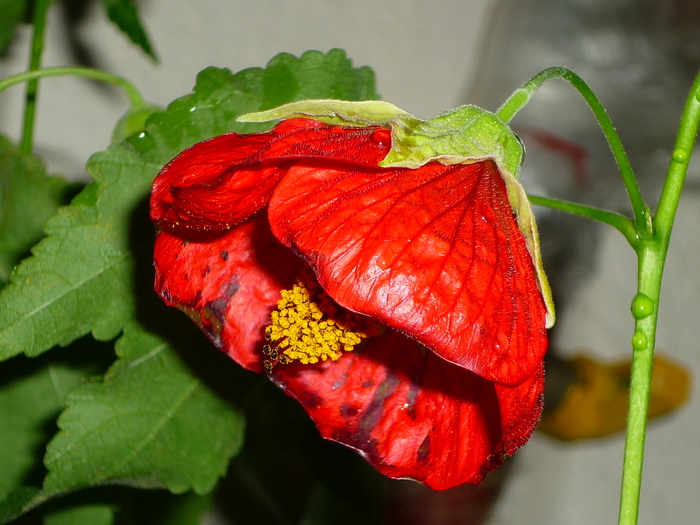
[43,503,115,525]
[0,486,211,525]
[0,339,112,501]
[111,103,164,144]
[0,0,28,52]
[42,321,246,495]
[260,49,379,108]
[101,0,157,61]
[0,48,379,361]
[0,164,141,358]
[0,135,74,285]
[0,487,44,524]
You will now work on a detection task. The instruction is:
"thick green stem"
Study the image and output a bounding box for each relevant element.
[21,0,53,155]
[618,66,700,525]
[496,66,652,239]
[618,246,663,525]
[0,66,146,109]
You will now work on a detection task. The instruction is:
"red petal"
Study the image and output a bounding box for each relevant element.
[153,214,303,372]
[268,159,548,386]
[494,363,544,456]
[150,119,391,232]
[273,330,544,490]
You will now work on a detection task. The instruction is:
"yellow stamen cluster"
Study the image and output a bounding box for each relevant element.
[263,277,374,373]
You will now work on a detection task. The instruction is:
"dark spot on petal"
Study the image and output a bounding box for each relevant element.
[361,380,374,389]
[224,280,239,297]
[217,277,240,299]
[332,427,380,459]
[417,435,430,463]
[358,371,401,441]
[219,250,229,261]
[404,347,427,420]
[204,298,228,326]
[181,303,222,347]
[291,388,323,410]
[332,364,354,391]
[340,403,359,418]
[405,381,420,420]
[202,265,211,277]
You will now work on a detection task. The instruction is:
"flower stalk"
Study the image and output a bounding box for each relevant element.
[500,66,700,525]
[0,66,148,115]
[496,66,652,242]
[618,66,700,525]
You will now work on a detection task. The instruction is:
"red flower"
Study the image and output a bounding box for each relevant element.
[150,102,553,490]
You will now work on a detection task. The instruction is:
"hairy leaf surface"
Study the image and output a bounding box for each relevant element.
[0,136,73,285]
[43,322,245,495]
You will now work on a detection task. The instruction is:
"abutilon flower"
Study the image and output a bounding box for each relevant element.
[150,100,555,490]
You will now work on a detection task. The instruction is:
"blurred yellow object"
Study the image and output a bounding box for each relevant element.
[539,354,691,441]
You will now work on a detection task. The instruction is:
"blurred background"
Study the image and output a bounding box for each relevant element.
[1,1,698,523]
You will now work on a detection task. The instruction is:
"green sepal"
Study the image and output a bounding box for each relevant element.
[240,101,523,176]
[238,99,413,127]
[380,105,523,175]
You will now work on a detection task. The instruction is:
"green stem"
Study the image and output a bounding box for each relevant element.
[655,71,700,239]
[528,195,638,247]
[496,66,652,240]
[619,246,662,525]
[617,67,700,525]
[0,66,146,109]
[21,0,53,155]
[502,65,700,524]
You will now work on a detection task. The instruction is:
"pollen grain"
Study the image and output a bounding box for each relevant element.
[263,275,374,372]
